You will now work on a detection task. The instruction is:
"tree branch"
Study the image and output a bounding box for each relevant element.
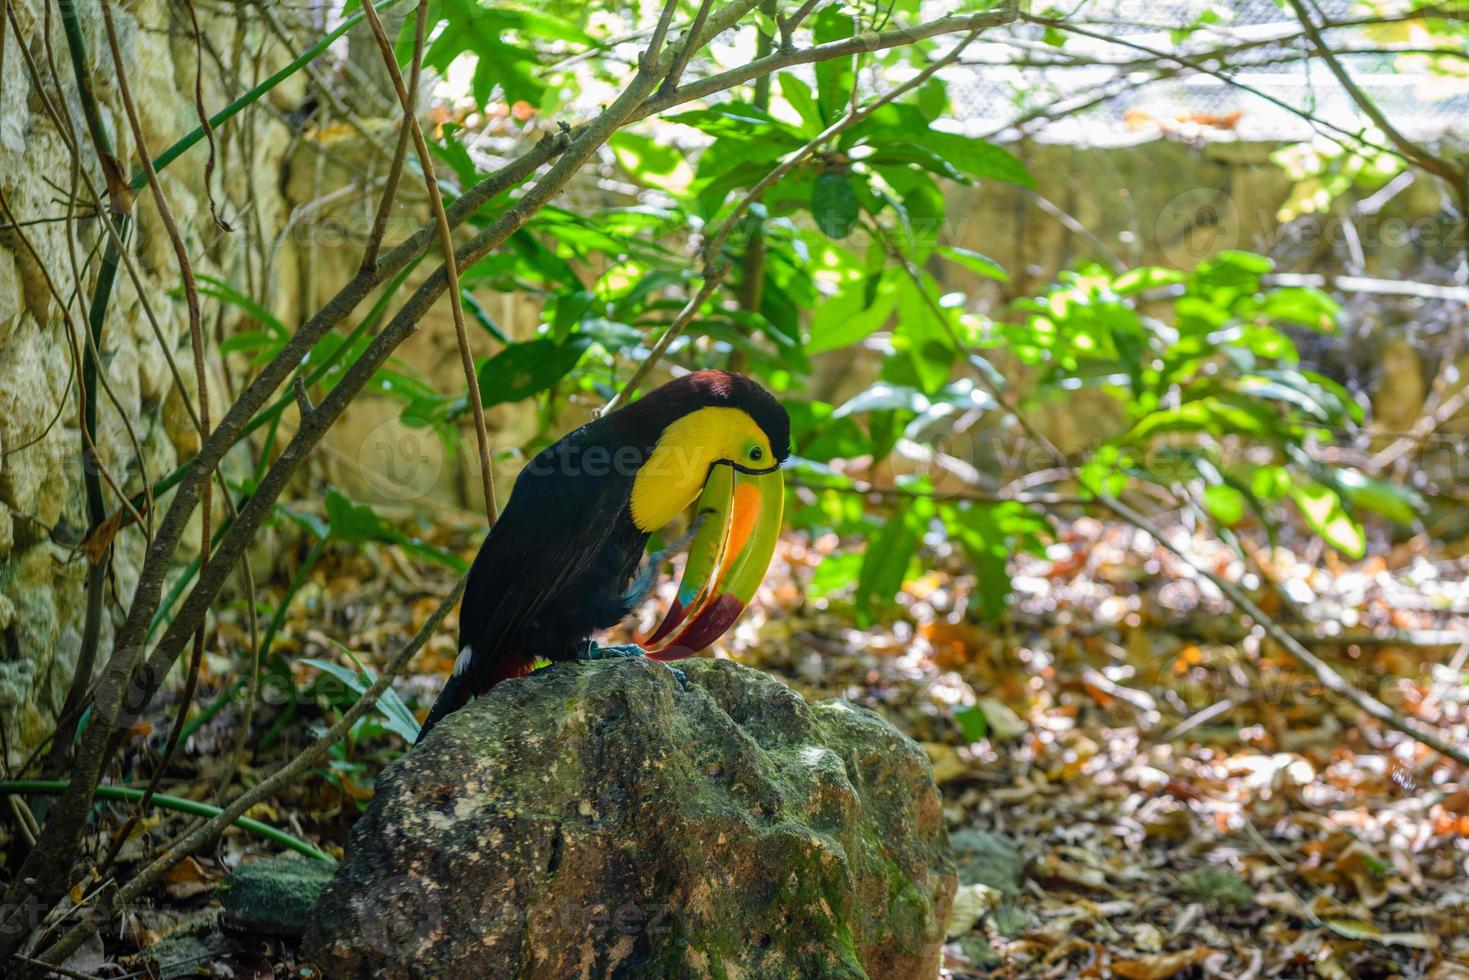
[360,0,499,523]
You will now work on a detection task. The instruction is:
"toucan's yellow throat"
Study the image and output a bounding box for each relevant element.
[629,406,778,533]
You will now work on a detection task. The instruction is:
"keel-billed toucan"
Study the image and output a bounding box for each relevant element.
[419,371,790,739]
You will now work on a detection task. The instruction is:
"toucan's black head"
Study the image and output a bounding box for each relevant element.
[642,370,791,463]
[610,370,790,533]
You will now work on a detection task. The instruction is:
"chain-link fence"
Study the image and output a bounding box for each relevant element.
[945,0,1468,144]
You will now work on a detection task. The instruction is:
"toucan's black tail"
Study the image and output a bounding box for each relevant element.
[417,645,535,743]
[416,671,465,743]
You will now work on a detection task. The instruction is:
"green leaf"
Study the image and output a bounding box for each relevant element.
[812,172,861,238]
[939,246,1008,282]
[431,124,479,188]
[812,5,856,124]
[608,130,691,193]
[778,73,825,135]
[808,273,897,354]
[1251,465,1292,502]
[669,103,806,145]
[1112,266,1185,295]
[477,336,591,407]
[894,277,956,393]
[1203,484,1248,526]
[1125,398,1276,442]
[578,318,642,352]
[1333,468,1424,525]
[1291,480,1365,558]
[856,512,920,626]
[304,652,420,744]
[550,289,597,341]
[1262,286,1340,332]
[916,78,949,121]
[807,551,863,599]
[947,502,1016,624]
[195,275,288,339]
[219,330,281,361]
[954,706,988,743]
[921,132,1032,186]
[862,104,1033,186]
[324,488,397,544]
[868,143,967,184]
[407,0,591,107]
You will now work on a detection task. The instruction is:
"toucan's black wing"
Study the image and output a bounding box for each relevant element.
[419,429,644,737]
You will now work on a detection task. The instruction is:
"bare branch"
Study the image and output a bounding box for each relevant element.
[360,0,500,523]
[1284,0,1463,189]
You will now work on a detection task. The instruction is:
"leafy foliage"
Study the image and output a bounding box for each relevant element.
[196,1,1430,644]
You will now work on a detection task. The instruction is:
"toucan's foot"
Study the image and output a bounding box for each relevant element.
[576,641,646,661]
[663,664,688,689]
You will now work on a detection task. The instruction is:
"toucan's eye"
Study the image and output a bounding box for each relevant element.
[750,447,764,462]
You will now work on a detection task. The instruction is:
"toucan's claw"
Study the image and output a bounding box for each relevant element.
[577,641,646,661]
[663,664,688,688]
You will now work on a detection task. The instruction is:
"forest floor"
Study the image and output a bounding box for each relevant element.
[40,510,1469,979]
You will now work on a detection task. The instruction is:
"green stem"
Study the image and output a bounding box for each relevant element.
[52,0,130,775]
[0,780,334,864]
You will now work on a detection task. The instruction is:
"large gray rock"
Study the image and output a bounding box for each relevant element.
[302,658,955,978]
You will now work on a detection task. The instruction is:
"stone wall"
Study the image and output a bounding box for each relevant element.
[0,0,304,765]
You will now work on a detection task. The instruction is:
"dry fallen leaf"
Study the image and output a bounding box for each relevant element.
[1111,947,1215,979]
[946,882,1002,938]
[162,856,219,900]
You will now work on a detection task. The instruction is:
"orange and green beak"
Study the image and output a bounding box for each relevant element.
[642,462,784,660]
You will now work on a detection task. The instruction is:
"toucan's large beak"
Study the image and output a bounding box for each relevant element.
[642,462,783,660]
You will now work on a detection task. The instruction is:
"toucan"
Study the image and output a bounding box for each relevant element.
[419,370,790,739]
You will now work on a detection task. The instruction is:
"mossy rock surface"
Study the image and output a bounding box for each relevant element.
[218,854,335,936]
[302,658,954,978]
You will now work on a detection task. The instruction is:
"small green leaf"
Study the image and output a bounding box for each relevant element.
[1291,480,1365,558]
[1112,267,1184,295]
[778,73,824,135]
[903,129,1033,187]
[304,652,420,744]
[477,336,591,407]
[808,274,897,354]
[833,383,929,418]
[1334,468,1424,525]
[1203,484,1248,526]
[807,551,863,598]
[812,5,856,124]
[1262,286,1340,332]
[954,706,989,743]
[812,172,861,238]
[578,318,642,352]
[948,503,1013,624]
[939,246,1008,282]
[195,275,288,339]
[856,513,920,626]
[894,277,956,393]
